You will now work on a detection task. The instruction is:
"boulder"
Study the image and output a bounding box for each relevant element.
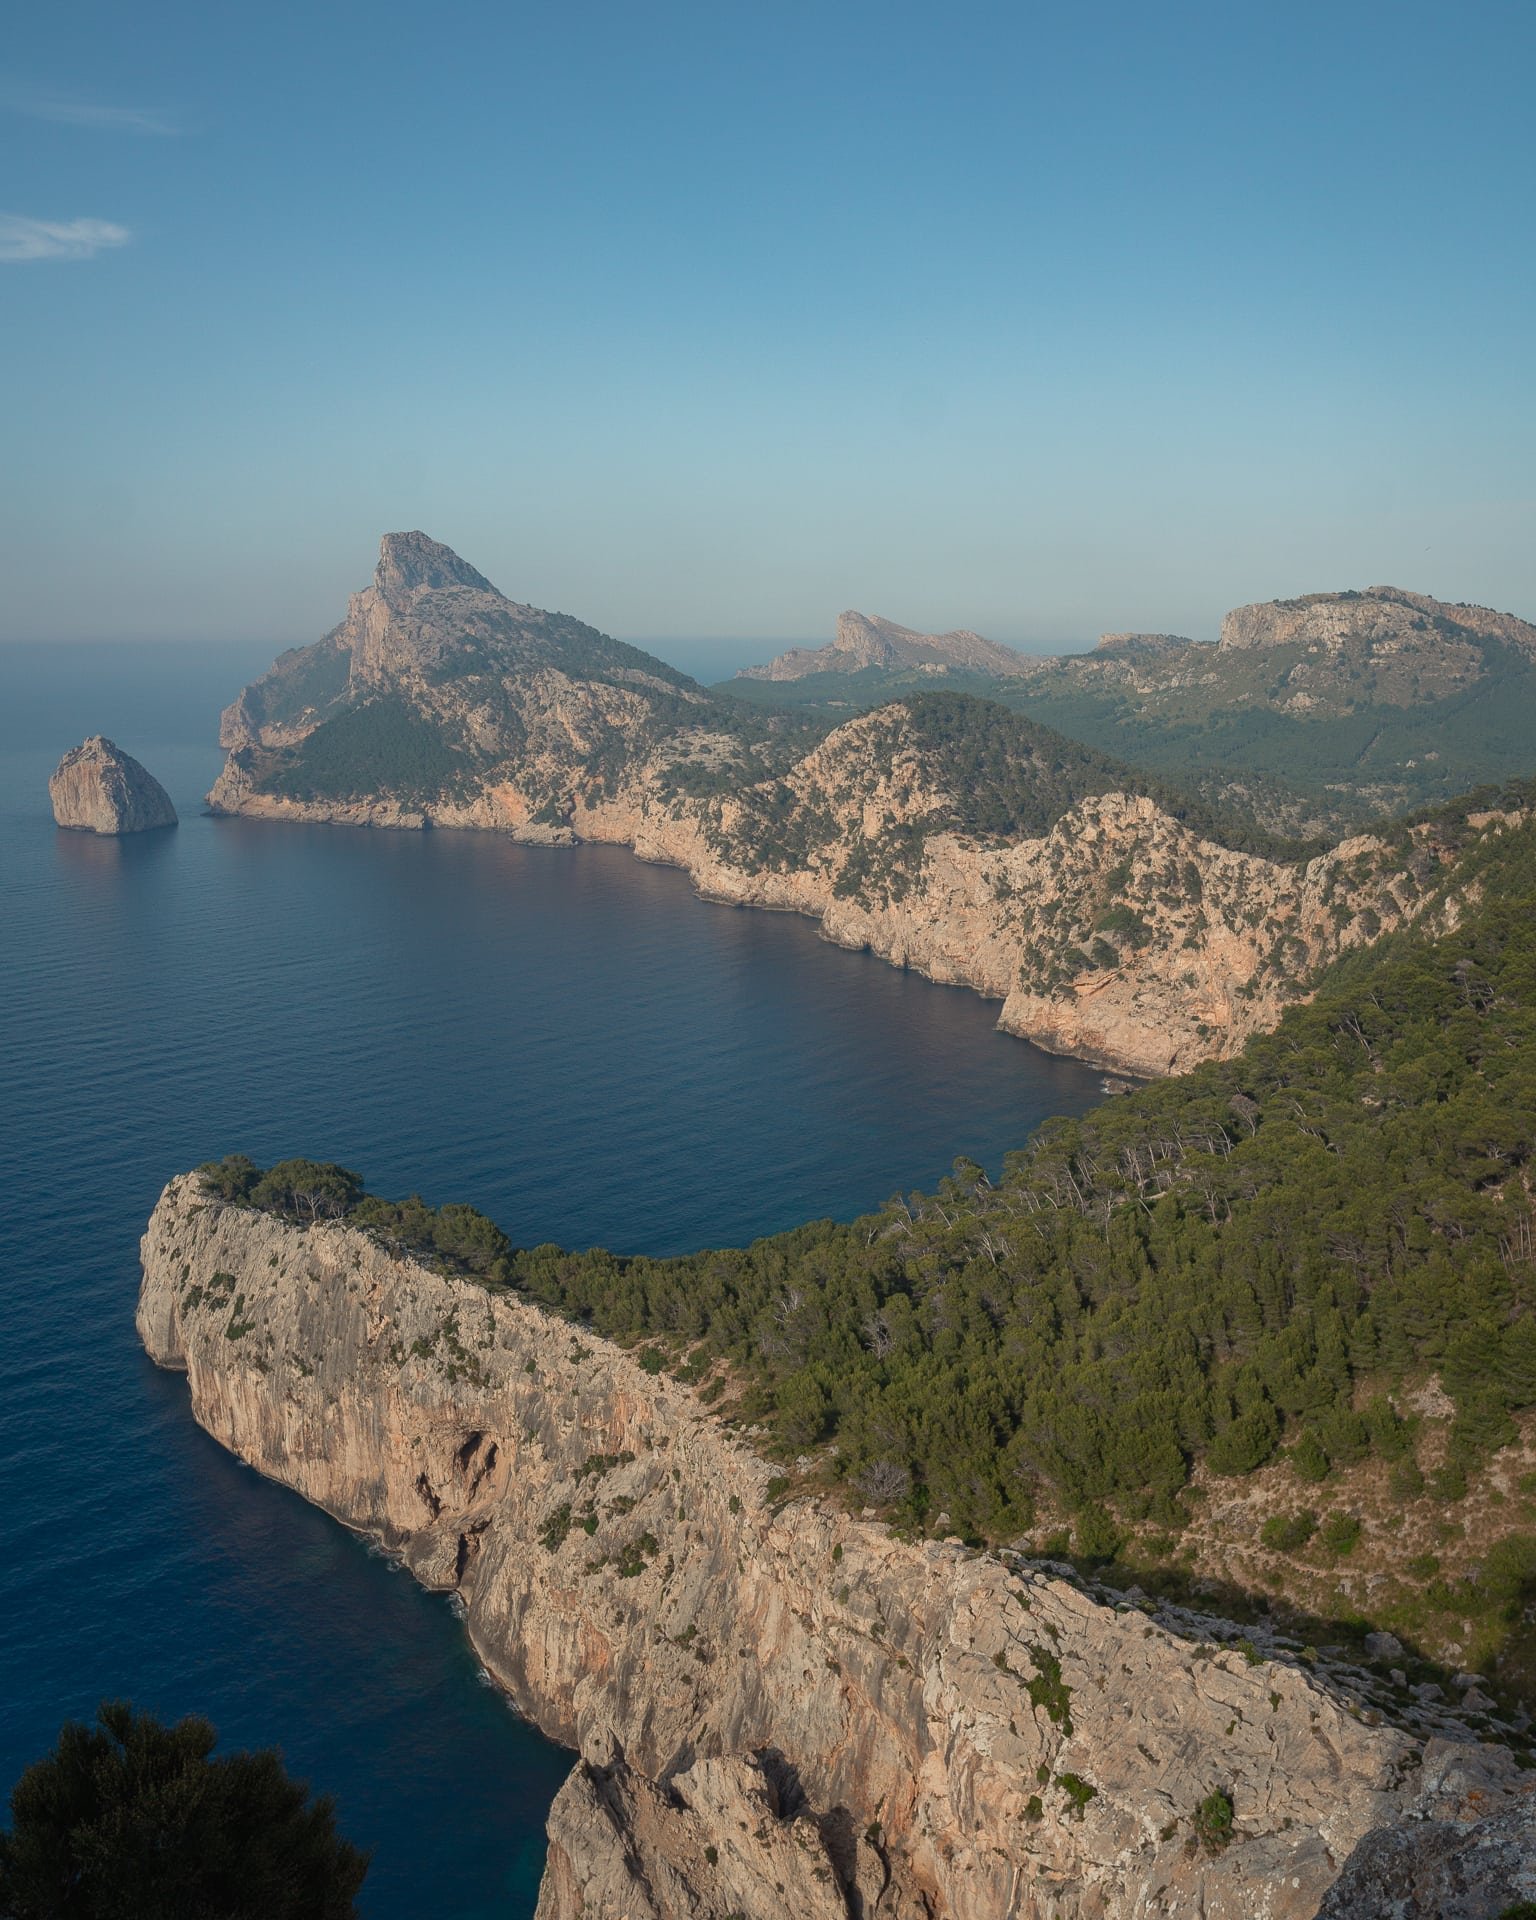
[1315,1795,1536,1918]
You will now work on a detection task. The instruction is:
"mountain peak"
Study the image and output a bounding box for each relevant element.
[1219,585,1536,654]
[739,610,1030,682]
[375,531,496,602]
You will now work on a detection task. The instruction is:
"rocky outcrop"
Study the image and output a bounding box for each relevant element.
[205,538,1531,1077]
[138,1177,1534,1920]
[216,530,705,758]
[1092,632,1193,655]
[1220,586,1536,660]
[1315,1796,1536,1918]
[738,611,1035,681]
[49,736,177,834]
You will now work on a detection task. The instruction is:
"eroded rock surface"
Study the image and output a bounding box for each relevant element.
[138,1177,1533,1918]
[49,736,177,834]
[1316,1793,1536,1919]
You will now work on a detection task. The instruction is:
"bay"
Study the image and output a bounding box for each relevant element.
[0,645,1103,1914]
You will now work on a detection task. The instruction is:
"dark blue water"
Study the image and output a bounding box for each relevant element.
[0,645,1104,1915]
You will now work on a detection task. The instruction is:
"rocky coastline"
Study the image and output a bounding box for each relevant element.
[138,1175,1533,1919]
[203,535,1528,1081]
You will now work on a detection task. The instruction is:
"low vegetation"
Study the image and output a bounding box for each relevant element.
[725,627,1536,836]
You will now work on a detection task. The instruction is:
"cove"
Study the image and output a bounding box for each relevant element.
[0,658,1103,1915]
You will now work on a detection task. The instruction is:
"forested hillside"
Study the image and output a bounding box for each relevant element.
[723,591,1536,835]
[201,785,1536,1699]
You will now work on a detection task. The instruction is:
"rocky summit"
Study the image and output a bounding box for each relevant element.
[738,609,1037,681]
[48,736,177,835]
[207,533,1536,1080]
[727,583,1536,835]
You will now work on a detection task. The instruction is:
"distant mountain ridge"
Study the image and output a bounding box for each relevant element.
[1219,584,1536,654]
[221,530,701,758]
[726,584,1536,834]
[737,609,1037,682]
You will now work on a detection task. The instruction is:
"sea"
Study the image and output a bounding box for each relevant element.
[0,642,1104,1915]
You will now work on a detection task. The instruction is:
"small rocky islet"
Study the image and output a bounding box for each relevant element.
[48,735,177,835]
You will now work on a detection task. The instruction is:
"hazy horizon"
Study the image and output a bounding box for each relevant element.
[4,1,1532,651]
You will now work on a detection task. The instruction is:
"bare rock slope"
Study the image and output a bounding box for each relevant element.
[138,1176,1532,1920]
[49,736,177,834]
[208,536,1528,1078]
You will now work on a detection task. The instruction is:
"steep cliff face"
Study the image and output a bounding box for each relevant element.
[49,736,177,834]
[1218,586,1536,663]
[138,1177,1530,1920]
[206,537,1529,1077]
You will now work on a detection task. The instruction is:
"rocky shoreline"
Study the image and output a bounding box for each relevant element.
[138,1175,1533,1918]
[207,760,1490,1080]
[202,535,1534,1082]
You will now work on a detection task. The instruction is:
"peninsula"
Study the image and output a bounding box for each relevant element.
[207,534,1529,1078]
[138,1171,1535,1920]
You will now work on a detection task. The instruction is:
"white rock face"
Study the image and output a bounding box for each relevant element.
[49,736,177,834]
[137,1176,1533,1920]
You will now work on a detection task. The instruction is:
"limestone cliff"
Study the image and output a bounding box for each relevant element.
[1218,585,1536,663]
[138,1176,1531,1920]
[49,736,177,834]
[206,538,1532,1077]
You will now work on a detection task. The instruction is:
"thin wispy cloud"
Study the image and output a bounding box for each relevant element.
[4,88,178,137]
[0,214,132,263]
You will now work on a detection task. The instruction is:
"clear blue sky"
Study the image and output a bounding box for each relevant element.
[3,0,1532,670]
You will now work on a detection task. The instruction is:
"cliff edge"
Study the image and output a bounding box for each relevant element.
[205,536,1532,1079]
[138,1176,1531,1919]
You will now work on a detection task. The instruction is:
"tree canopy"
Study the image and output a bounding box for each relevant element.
[0,1702,367,1919]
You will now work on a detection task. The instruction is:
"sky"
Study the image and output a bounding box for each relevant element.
[2,0,1533,674]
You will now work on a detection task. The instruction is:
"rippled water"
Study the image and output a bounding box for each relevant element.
[0,646,1103,1914]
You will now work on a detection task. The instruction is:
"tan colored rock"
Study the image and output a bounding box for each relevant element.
[138,1178,1530,1920]
[738,611,1036,682]
[1219,585,1536,659]
[205,540,1529,1078]
[1315,1791,1536,1918]
[536,1751,856,1920]
[49,736,177,834]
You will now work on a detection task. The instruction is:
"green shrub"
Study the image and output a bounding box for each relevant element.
[1289,1433,1331,1484]
[1260,1511,1317,1553]
[1193,1789,1234,1852]
[539,1504,573,1552]
[1319,1513,1361,1557]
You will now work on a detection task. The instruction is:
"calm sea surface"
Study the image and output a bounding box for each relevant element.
[0,645,1103,1915]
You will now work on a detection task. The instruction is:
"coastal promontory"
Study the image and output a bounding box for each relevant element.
[205,534,1536,1079]
[137,1171,1535,1919]
[49,736,178,835]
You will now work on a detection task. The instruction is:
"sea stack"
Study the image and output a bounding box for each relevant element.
[49,736,178,835]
